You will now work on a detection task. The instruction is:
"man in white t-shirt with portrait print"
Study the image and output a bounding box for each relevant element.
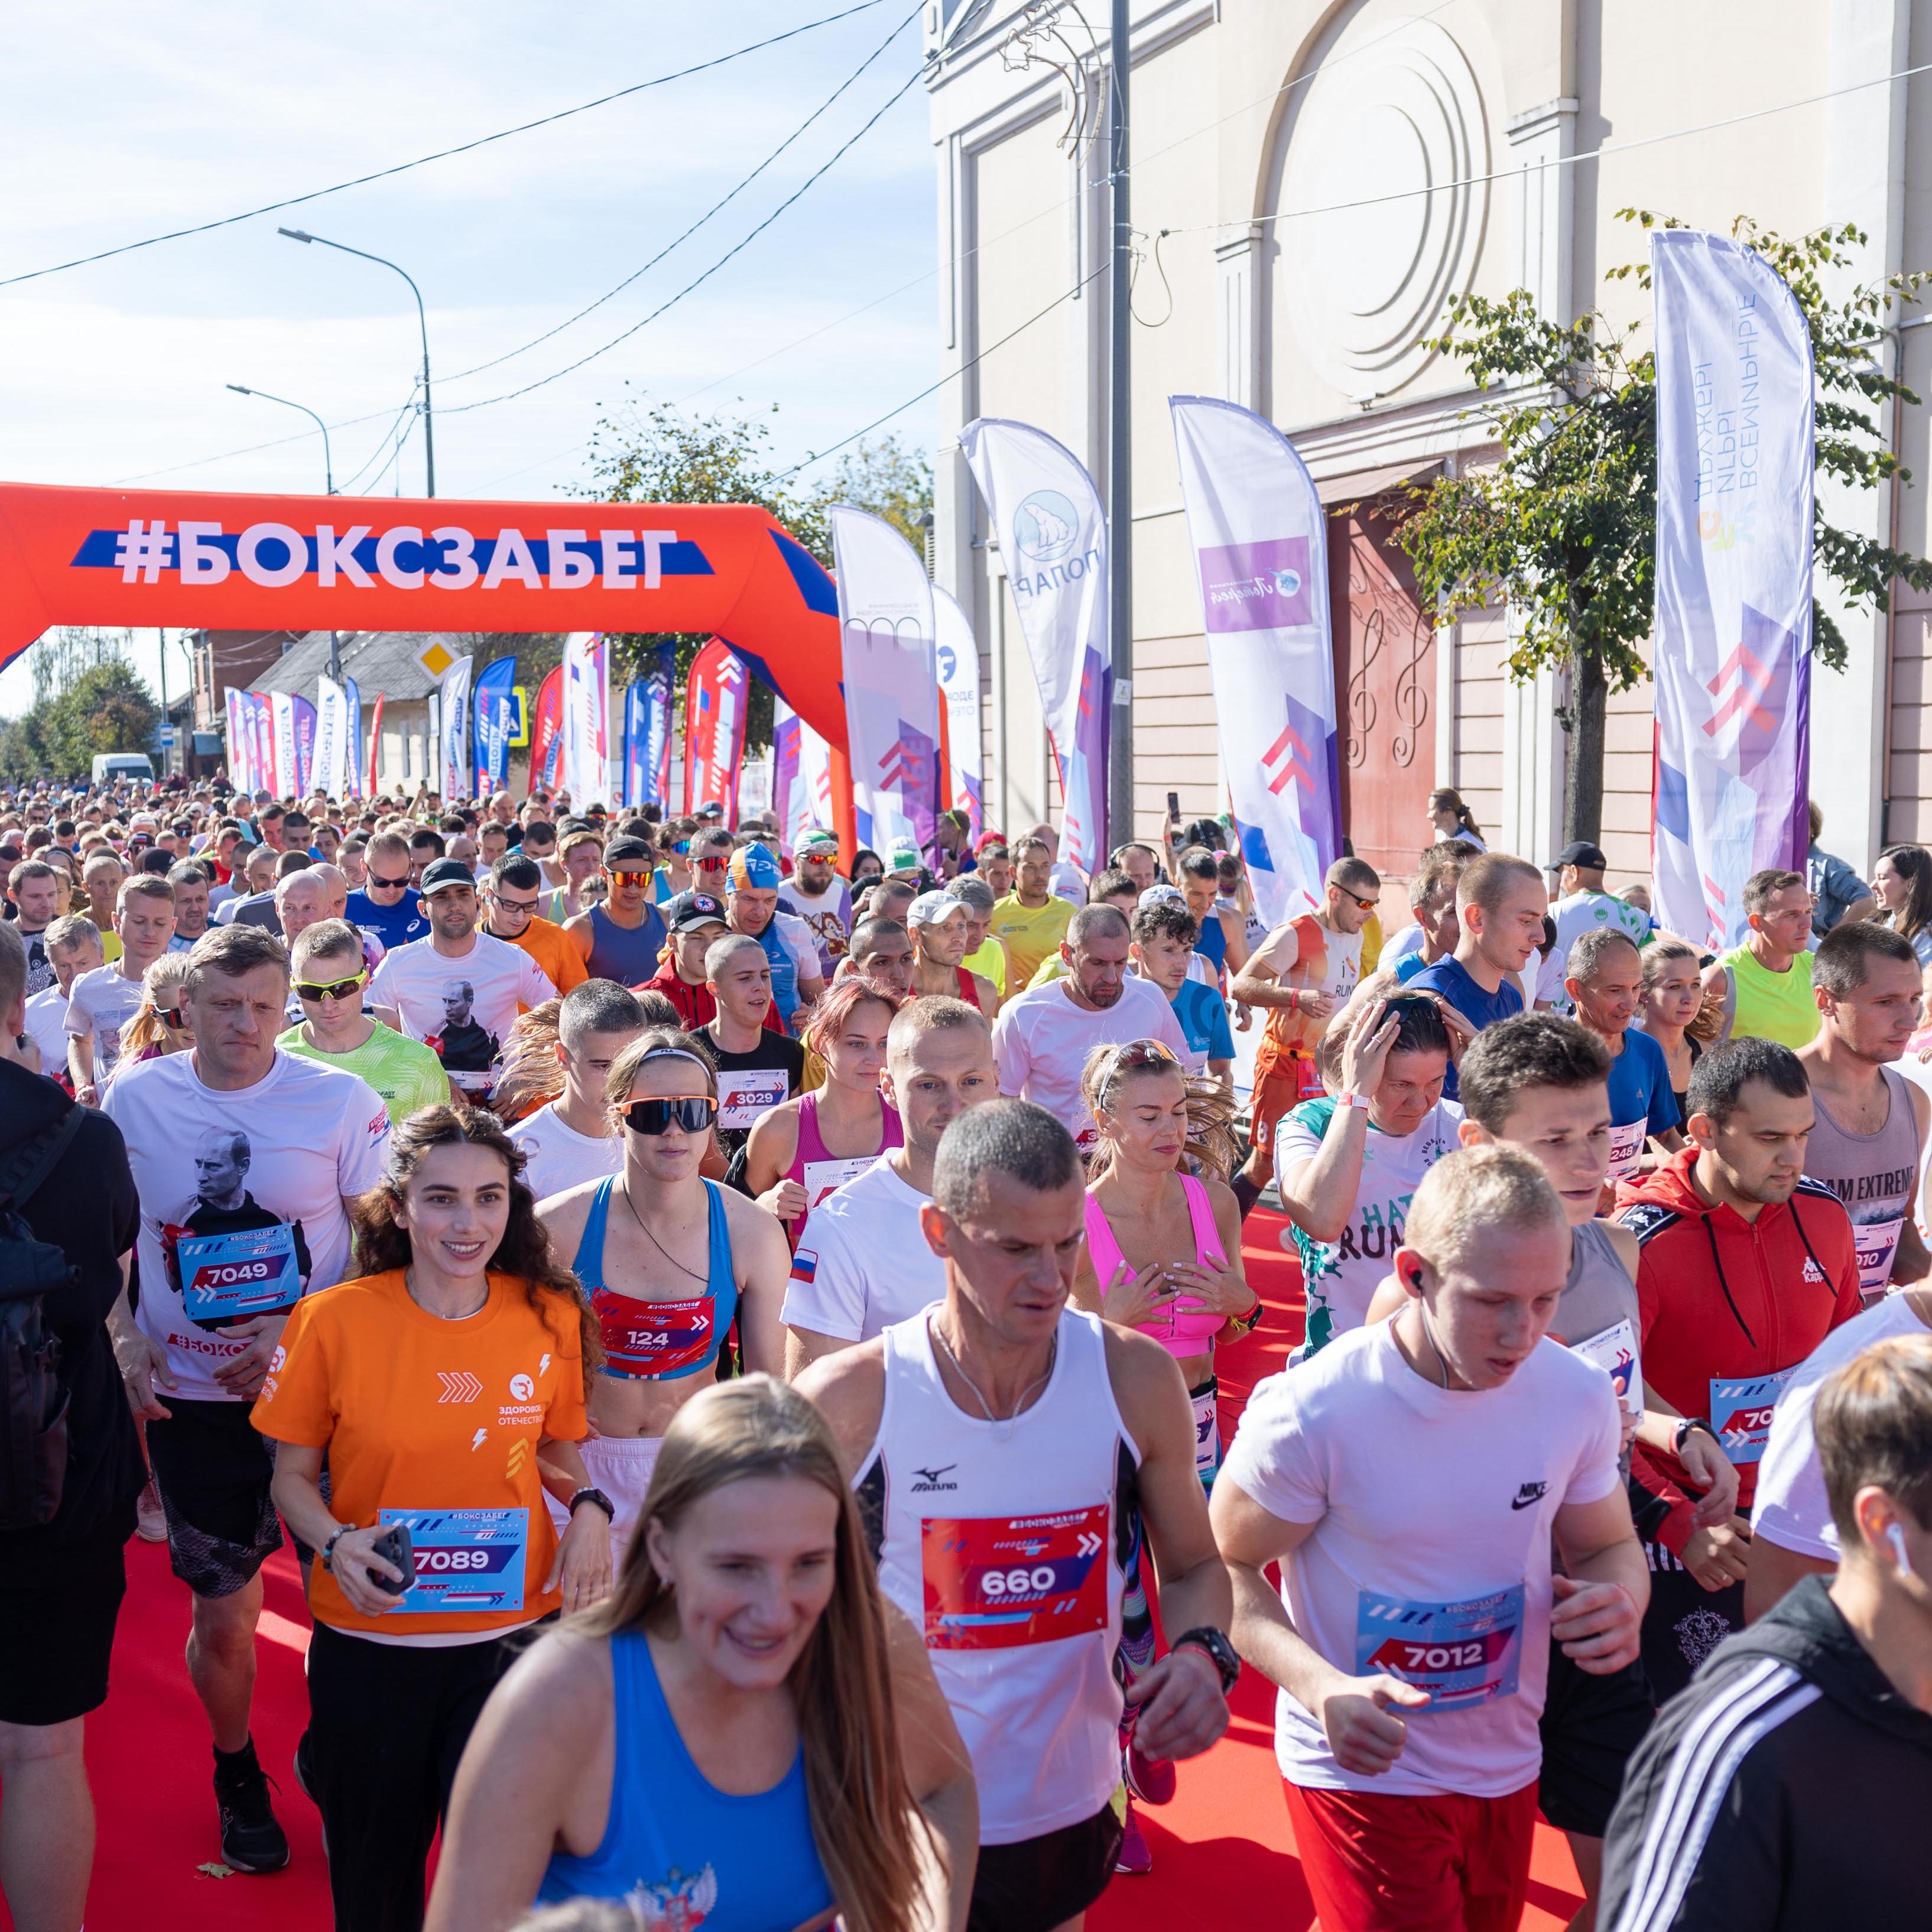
[369,856,554,1100]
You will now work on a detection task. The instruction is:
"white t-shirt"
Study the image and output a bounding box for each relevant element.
[1544,892,1652,1016]
[781,1156,943,1343]
[102,1048,391,1402]
[1220,1320,1622,1798]
[508,1101,622,1204]
[1277,1097,1463,1352]
[64,961,148,1079]
[1049,859,1086,901]
[24,984,72,1070]
[991,973,1190,1144]
[1751,1294,1932,1560]
[368,931,556,1097]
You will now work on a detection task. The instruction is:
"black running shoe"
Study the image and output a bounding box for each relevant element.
[291,1729,326,1856]
[214,1741,290,1874]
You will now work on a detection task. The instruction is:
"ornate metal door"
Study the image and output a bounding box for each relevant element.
[1327,504,1436,889]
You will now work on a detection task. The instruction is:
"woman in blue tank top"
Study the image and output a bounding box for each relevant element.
[424,1377,978,1932]
[534,1031,793,1563]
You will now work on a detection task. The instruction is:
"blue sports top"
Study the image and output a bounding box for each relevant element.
[537,1629,834,1928]
[574,1177,738,1381]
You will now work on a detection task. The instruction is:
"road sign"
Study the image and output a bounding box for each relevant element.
[508,685,530,748]
[412,638,459,681]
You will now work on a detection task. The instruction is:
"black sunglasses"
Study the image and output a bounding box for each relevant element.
[368,871,411,891]
[622,1096,717,1137]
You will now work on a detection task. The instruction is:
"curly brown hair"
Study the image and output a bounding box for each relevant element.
[350,1105,602,1375]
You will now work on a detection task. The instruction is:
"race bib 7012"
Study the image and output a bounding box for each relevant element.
[1355,1584,1525,1710]
[921,1504,1109,1651]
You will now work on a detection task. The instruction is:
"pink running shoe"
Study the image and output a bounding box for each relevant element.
[1125,1738,1177,1806]
[1115,1801,1152,1875]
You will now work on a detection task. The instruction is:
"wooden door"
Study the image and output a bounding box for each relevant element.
[1327,504,1436,891]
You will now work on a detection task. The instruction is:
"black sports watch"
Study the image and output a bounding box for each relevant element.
[1171,1625,1240,1696]
[569,1487,616,1522]
[1673,1417,1717,1457]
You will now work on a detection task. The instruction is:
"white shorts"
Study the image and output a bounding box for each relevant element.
[545,1433,661,1560]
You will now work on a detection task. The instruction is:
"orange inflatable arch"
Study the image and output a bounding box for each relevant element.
[0,480,856,848]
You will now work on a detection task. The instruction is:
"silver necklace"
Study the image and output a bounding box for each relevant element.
[930,1319,1057,1442]
[404,1265,489,1321]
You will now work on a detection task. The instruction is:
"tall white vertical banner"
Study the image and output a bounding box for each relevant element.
[562,631,613,807]
[269,692,298,801]
[224,687,252,793]
[314,674,350,800]
[439,654,473,801]
[1169,395,1343,925]
[934,586,983,840]
[959,417,1110,872]
[1650,230,1814,948]
[830,506,941,861]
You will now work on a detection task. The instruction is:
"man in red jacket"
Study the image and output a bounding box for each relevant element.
[1615,1034,1862,1698]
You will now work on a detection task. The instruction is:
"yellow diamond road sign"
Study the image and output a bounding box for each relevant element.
[414,639,456,680]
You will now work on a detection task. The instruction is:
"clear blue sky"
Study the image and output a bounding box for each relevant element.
[0,0,936,713]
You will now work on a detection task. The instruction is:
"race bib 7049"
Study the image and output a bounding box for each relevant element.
[921,1504,1109,1651]
[377,1507,528,1616]
[1355,1584,1525,1710]
[177,1223,301,1323]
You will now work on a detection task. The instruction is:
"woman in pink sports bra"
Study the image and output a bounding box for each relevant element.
[1071,1035,1258,1876]
[742,978,904,1251]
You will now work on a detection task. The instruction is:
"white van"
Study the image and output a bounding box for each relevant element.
[90,752,154,784]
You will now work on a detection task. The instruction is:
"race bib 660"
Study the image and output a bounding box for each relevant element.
[921,1504,1109,1651]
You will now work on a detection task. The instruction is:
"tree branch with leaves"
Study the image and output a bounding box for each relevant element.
[1399,209,1932,845]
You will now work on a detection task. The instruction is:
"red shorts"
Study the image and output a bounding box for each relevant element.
[1282,1778,1539,1932]
[1245,1050,1319,1183]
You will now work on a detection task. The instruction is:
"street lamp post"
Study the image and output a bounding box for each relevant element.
[228,382,340,680]
[277,227,434,498]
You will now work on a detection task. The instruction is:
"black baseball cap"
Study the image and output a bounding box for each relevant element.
[1552,840,1609,872]
[603,835,655,872]
[419,856,479,897]
[666,889,729,934]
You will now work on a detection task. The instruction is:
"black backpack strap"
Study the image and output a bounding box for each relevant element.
[0,1107,85,1214]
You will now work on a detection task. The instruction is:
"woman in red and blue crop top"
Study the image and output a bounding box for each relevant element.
[534,1030,792,1560]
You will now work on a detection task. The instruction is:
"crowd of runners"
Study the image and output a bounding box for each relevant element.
[3,771,1930,1932]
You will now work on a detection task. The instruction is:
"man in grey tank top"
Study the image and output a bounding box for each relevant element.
[562,835,667,988]
[1798,921,1931,1303]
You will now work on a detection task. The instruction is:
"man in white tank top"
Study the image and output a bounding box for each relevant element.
[1214,1147,1647,1932]
[798,1099,1235,1932]
[1797,920,1931,1304]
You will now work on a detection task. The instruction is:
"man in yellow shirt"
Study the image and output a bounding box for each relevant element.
[989,833,1077,986]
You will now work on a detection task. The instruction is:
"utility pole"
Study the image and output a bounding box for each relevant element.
[1106,0,1134,845]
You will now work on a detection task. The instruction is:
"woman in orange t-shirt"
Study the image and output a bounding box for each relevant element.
[254,1105,612,1932]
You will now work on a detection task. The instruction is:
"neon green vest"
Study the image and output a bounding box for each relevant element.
[1722,944,1819,1050]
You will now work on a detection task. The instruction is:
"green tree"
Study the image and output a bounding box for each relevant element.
[1399,211,1932,845]
[584,392,933,753]
[0,656,158,782]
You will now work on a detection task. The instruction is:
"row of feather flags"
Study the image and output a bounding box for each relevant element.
[216,228,1813,938]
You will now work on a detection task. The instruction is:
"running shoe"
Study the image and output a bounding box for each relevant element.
[1125,1738,1177,1806]
[293,1731,326,1855]
[135,1477,167,1543]
[213,1741,290,1875]
[1115,1801,1153,1875]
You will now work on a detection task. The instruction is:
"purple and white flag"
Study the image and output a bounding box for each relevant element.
[1168,395,1342,924]
[934,586,983,841]
[314,674,350,800]
[829,505,940,861]
[438,652,473,802]
[562,631,613,808]
[1649,230,1814,948]
[959,417,1109,872]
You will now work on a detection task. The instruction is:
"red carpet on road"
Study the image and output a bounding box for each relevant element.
[35,1207,1583,1932]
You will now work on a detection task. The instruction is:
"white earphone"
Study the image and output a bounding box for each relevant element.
[1887,1521,1915,1581]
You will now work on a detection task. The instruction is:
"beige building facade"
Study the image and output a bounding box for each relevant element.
[927,0,1932,898]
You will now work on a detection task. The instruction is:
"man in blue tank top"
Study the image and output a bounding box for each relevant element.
[562,835,666,988]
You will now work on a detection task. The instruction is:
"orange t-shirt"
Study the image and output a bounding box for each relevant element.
[508,914,589,998]
[252,1269,588,1636]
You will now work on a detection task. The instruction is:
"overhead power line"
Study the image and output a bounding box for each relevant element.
[0,0,887,290]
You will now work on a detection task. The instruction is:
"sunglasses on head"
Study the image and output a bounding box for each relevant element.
[622,1095,718,1136]
[1106,1037,1179,1075]
[294,969,368,1004]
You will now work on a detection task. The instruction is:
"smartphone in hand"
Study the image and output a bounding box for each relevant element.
[368,1522,414,1595]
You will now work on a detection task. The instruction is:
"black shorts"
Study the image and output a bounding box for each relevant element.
[0,1515,131,1725]
[1640,1543,1746,1706]
[144,1397,283,1599]
[968,1798,1125,1932]
[1537,1639,1656,1837]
